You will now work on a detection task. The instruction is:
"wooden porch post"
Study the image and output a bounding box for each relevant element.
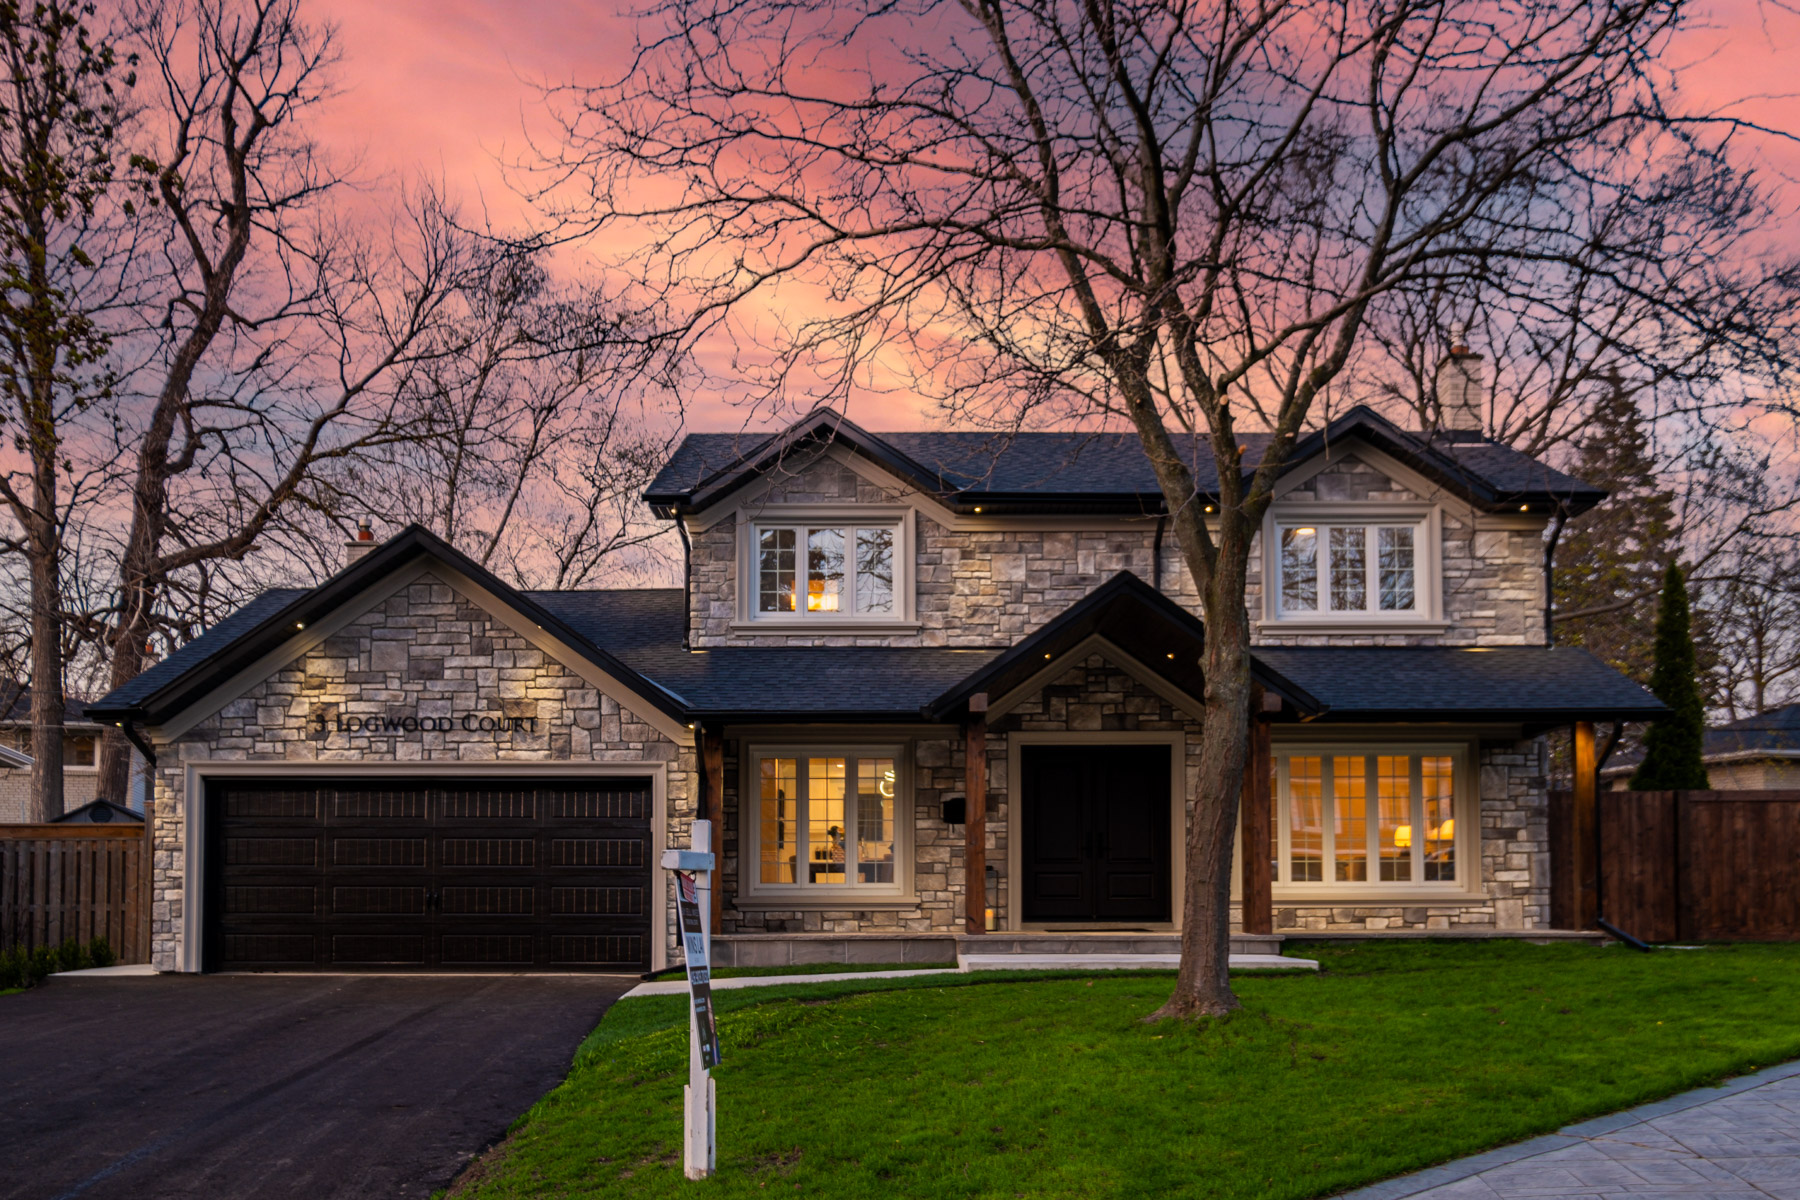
[965,695,988,935]
[1240,689,1274,936]
[701,727,725,933]
[1572,720,1598,929]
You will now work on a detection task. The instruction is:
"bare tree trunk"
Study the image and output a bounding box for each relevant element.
[26,505,64,823]
[1153,518,1254,1019]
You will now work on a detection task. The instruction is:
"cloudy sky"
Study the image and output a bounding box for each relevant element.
[305,0,1800,430]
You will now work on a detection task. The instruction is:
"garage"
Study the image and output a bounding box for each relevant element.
[204,776,653,972]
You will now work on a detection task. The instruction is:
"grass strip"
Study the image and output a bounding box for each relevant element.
[453,940,1800,1199]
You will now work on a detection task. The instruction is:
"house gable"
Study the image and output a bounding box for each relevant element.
[174,568,683,762]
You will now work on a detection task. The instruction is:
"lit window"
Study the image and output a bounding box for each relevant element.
[754,522,900,619]
[753,748,903,893]
[1275,521,1421,617]
[1273,750,1459,888]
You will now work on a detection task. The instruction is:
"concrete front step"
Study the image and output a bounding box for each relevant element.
[959,952,1317,972]
[710,931,1285,968]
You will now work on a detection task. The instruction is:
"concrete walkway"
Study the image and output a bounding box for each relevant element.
[1338,1060,1800,1200]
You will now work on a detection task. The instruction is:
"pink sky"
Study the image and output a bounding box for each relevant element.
[307,0,1800,429]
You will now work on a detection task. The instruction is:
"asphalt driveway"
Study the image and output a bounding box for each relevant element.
[1,971,637,1200]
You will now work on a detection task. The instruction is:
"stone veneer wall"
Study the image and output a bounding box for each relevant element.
[688,451,1545,649]
[147,571,696,969]
[1242,737,1551,933]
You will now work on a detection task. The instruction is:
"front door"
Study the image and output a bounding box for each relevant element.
[1020,745,1171,923]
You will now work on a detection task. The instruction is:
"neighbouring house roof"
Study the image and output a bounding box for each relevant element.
[644,405,1608,517]
[1603,703,1800,776]
[0,684,105,729]
[0,743,31,769]
[51,798,143,824]
[87,526,1663,731]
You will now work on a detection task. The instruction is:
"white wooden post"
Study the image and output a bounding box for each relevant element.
[663,819,717,1179]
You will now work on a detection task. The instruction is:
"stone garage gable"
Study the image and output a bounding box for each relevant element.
[184,570,679,764]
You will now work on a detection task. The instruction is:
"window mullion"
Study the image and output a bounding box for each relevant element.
[1321,756,1336,882]
[845,754,859,886]
[1364,757,1379,883]
[1274,756,1289,885]
[1366,526,1379,615]
[1409,755,1425,883]
[797,755,811,890]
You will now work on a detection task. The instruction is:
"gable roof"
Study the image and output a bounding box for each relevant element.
[645,405,1606,517]
[923,571,1322,720]
[85,525,690,729]
[90,538,1662,731]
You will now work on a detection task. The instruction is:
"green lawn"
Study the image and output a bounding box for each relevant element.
[449,942,1800,1199]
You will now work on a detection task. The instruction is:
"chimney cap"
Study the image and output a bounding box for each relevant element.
[1448,322,1473,357]
[355,518,374,542]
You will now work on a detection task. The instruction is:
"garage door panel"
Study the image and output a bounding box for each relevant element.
[213,778,652,972]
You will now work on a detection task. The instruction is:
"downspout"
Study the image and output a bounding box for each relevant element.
[676,517,693,652]
[1152,514,1167,593]
[118,718,156,768]
[1542,506,1568,648]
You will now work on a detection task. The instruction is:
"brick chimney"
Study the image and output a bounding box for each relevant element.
[344,519,378,566]
[1435,324,1486,438]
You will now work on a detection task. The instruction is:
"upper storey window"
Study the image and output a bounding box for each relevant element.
[755,522,899,618]
[1264,506,1442,627]
[1278,522,1418,615]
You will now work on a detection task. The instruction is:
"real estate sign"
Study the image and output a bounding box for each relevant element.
[676,870,721,1069]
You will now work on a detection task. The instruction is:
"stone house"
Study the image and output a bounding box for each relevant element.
[87,390,1663,973]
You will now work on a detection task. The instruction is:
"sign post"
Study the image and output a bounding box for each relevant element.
[661,820,719,1179]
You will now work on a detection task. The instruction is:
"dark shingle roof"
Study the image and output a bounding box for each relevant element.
[93,589,309,711]
[1705,705,1800,758]
[529,589,998,717]
[645,406,1605,514]
[1251,646,1668,723]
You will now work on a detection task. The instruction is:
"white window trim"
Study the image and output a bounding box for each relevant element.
[1259,503,1445,630]
[733,505,918,630]
[1269,739,1480,902]
[739,741,915,905]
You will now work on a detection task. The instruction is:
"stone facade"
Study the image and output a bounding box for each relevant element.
[688,449,1546,650]
[146,570,696,969]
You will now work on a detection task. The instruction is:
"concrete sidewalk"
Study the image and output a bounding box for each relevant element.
[1337,1059,1800,1200]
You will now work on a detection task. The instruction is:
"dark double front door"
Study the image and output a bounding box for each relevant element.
[1020,745,1172,923]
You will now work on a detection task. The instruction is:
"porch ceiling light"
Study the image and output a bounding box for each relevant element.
[294,622,304,630]
[1519,504,1530,512]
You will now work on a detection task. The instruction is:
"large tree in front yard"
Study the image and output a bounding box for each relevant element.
[542,0,1795,1016]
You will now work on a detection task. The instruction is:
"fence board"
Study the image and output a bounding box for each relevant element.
[0,825,149,962]
[1676,792,1800,940]
[1599,790,1679,942]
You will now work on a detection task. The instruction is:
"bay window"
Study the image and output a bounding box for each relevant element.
[752,520,901,620]
[751,746,905,896]
[1271,748,1465,890]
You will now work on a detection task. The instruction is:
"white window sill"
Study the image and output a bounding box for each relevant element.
[1256,618,1450,635]
[735,895,920,911]
[730,620,921,635]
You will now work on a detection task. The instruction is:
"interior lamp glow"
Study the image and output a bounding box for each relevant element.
[1394,824,1412,848]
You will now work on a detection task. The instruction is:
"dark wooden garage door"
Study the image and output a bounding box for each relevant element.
[205,778,652,972]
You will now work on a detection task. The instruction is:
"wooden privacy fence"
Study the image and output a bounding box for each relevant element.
[1550,789,1800,942]
[0,816,152,962]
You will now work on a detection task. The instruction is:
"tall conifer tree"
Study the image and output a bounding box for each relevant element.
[1630,562,1711,789]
